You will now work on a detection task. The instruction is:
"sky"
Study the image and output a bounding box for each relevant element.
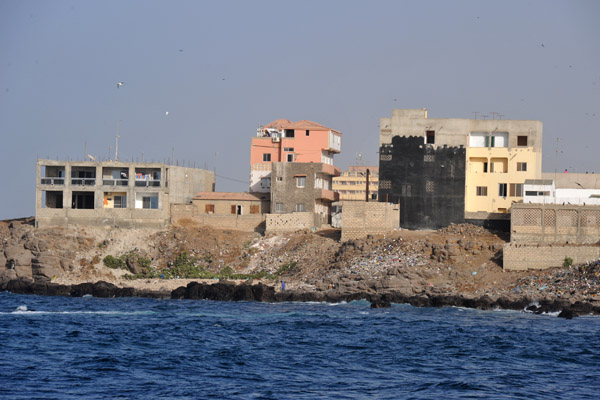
[0,0,599,219]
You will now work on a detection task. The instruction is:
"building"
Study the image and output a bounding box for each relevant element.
[36,159,214,228]
[270,162,339,226]
[333,166,379,201]
[378,108,542,229]
[523,173,600,205]
[191,192,269,215]
[249,119,342,194]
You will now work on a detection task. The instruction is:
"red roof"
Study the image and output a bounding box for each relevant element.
[264,119,341,134]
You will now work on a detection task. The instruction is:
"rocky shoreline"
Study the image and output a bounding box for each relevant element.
[3,278,598,319]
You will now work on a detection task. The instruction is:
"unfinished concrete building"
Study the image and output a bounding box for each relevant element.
[378,108,543,229]
[36,159,215,228]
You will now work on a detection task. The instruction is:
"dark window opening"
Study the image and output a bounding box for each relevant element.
[287,153,294,162]
[236,205,242,215]
[517,162,527,172]
[517,136,528,146]
[284,129,295,138]
[305,130,310,136]
[263,153,271,162]
[72,192,94,209]
[43,191,63,208]
[498,183,508,197]
[483,162,488,173]
[142,196,158,209]
[426,130,435,144]
[205,204,215,213]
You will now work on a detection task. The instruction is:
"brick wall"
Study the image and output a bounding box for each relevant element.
[341,202,399,241]
[171,204,266,232]
[511,204,600,244]
[266,212,317,233]
[503,243,600,270]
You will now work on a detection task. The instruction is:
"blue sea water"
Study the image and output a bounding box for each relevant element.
[1,292,599,400]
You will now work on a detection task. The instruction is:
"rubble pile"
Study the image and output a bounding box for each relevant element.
[437,223,495,237]
[514,260,600,298]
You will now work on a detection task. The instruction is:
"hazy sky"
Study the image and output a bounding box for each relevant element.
[1,0,599,219]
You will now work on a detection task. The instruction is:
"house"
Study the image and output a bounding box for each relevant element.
[270,162,339,226]
[250,119,342,194]
[36,159,214,228]
[191,192,269,215]
[378,108,543,229]
[524,173,600,205]
[333,166,379,201]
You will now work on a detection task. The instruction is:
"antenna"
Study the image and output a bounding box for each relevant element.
[115,120,120,162]
[472,111,479,120]
[490,112,499,120]
[355,152,363,166]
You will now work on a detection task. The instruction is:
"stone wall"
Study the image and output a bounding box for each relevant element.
[170,204,265,232]
[503,243,600,271]
[266,212,317,233]
[341,202,399,241]
[511,204,600,244]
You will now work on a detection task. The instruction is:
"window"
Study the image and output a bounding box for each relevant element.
[492,132,508,148]
[483,162,488,173]
[517,136,528,146]
[250,205,259,214]
[469,132,488,147]
[261,177,271,188]
[276,177,283,182]
[284,147,294,152]
[276,203,283,212]
[231,205,242,215]
[517,162,527,172]
[305,130,310,136]
[498,183,507,197]
[476,186,488,196]
[113,195,127,209]
[284,129,294,138]
[287,154,294,162]
[426,130,435,144]
[263,153,271,162]
[510,183,523,197]
[295,203,305,212]
[143,196,158,209]
[295,176,306,188]
[205,204,215,213]
[425,181,434,193]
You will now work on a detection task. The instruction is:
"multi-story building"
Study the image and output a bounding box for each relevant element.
[270,162,339,225]
[249,119,342,194]
[333,166,379,201]
[36,159,214,228]
[378,108,542,229]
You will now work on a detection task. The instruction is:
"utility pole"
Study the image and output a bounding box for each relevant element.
[365,168,370,202]
[115,120,120,162]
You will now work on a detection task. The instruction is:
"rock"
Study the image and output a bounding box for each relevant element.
[0,253,7,268]
[4,245,32,266]
[31,253,63,280]
[14,265,33,280]
[445,243,460,256]
[558,309,576,319]
[125,256,143,274]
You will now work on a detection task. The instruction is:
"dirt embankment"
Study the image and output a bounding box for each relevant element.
[1,218,599,310]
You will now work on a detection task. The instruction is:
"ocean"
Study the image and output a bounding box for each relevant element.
[1,291,599,399]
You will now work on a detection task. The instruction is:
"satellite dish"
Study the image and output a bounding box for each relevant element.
[88,154,96,161]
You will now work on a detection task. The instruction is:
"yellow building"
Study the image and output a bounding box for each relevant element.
[465,130,542,218]
[333,166,379,201]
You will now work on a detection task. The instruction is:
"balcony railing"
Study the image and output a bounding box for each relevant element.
[40,177,65,185]
[71,178,96,186]
[135,179,161,187]
[103,178,129,186]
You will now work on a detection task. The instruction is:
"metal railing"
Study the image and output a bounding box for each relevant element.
[71,178,96,186]
[40,177,65,185]
[102,178,129,186]
[135,179,161,187]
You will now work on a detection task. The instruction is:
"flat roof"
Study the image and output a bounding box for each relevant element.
[193,192,264,201]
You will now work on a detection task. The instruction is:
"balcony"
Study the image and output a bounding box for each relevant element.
[103,178,129,186]
[102,167,129,187]
[40,177,65,185]
[322,164,341,176]
[135,168,161,187]
[71,178,96,186]
[317,189,339,202]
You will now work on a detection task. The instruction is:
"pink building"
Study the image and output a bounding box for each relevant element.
[250,119,342,193]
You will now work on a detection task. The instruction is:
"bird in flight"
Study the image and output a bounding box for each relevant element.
[117,82,125,88]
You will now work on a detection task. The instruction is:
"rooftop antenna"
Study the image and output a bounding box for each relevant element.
[115,120,121,161]
[355,152,363,166]
[498,114,505,120]
[490,112,499,120]
[472,111,479,120]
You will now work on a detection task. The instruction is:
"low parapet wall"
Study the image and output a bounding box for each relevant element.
[266,212,317,233]
[170,204,266,232]
[503,243,600,271]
